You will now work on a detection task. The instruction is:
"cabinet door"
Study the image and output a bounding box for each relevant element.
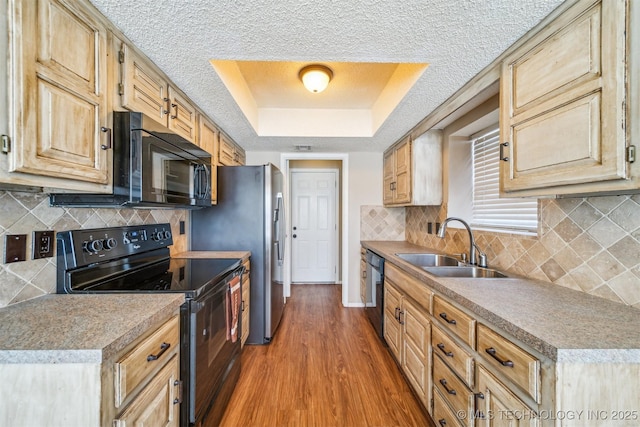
[198,115,218,204]
[500,0,628,195]
[113,355,180,427]
[476,365,538,427]
[120,42,170,125]
[9,0,109,187]
[167,86,197,142]
[218,135,236,166]
[402,298,431,410]
[383,281,402,361]
[393,139,412,203]
[382,150,395,205]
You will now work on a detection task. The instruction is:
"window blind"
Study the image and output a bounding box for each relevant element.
[472,126,538,233]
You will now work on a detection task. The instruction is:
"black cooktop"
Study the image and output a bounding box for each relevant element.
[69,257,241,296]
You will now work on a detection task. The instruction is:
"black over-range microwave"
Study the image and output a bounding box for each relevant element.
[50,112,212,209]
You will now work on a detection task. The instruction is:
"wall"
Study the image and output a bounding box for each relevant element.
[0,190,188,308]
[406,196,640,309]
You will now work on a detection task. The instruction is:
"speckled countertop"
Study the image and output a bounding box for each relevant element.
[0,293,184,364]
[362,240,640,363]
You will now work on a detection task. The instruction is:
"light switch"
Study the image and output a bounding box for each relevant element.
[4,234,27,264]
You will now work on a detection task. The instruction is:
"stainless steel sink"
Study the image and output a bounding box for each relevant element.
[423,266,509,278]
[395,253,462,267]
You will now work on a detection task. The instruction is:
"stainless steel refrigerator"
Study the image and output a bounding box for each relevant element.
[190,164,286,344]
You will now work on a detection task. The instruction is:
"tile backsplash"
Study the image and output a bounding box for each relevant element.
[360,205,405,241]
[405,196,640,309]
[0,190,188,308]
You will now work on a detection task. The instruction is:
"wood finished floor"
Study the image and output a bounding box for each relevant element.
[219,284,434,427]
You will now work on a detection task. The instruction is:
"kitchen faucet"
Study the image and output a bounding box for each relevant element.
[437,217,487,267]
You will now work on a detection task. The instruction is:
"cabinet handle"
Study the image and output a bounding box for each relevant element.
[362,270,367,279]
[173,379,183,405]
[398,310,405,325]
[485,347,514,367]
[439,378,456,395]
[437,343,454,358]
[100,127,112,150]
[439,312,457,325]
[171,103,178,119]
[394,307,400,321]
[475,392,485,419]
[147,342,171,362]
[163,97,170,115]
[438,419,447,427]
[241,300,245,311]
[499,141,509,161]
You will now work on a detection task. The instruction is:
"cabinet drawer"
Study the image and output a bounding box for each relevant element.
[433,355,474,427]
[433,388,465,427]
[385,263,432,313]
[115,316,180,407]
[433,296,475,348]
[114,355,180,426]
[477,324,540,403]
[432,325,474,388]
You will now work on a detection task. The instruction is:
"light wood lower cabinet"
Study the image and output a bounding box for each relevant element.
[113,355,180,427]
[0,314,181,427]
[112,315,181,425]
[241,258,251,347]
[384,273,432,411]
[476,364,538,427]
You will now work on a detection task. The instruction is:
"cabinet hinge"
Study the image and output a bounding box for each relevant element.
[626,145,636,163]
[1,135,10,154]
[118,50,125,64]
[118,83,124,96]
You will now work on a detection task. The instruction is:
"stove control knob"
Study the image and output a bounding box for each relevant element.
[104,238,118,250]
[87,239,103,253]
[164,230,172,240]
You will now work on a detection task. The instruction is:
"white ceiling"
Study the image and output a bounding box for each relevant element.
[89,0,565,153]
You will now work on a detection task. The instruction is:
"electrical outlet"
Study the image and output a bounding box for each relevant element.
[435,222,441,235]
[179,220,185,235]
[427,222,433,234]
[33,230,55,259]
[4,234,27,264]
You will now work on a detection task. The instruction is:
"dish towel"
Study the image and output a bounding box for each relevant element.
[226,276,241,342]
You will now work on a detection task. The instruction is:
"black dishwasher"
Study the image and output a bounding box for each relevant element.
[364,250,385,341]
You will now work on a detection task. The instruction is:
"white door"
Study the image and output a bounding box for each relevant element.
[291,170,338,283]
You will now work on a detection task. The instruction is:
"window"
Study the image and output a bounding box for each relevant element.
[472,126,538,233]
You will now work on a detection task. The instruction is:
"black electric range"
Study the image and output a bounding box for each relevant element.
[56,223,245,427]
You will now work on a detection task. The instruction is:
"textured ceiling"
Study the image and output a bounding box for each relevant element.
[88,0,565,153]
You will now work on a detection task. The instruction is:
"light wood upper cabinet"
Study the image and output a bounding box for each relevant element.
[119,42,197,142]
[3,0,111,191]
[218,133,246,166]
[500,0,630,196]
[383,130,443,206]
[197,114,219,204]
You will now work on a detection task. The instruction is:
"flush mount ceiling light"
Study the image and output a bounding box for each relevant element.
[298,64,333,93]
